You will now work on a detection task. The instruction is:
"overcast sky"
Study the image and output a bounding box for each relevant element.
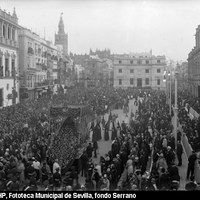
[1,0,200,61]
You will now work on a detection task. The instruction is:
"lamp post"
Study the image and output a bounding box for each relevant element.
[163,70,167,103]
[168,67,172,116]
[174,70,178,152]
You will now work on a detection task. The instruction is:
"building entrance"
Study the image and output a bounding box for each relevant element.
[137,78,142,87]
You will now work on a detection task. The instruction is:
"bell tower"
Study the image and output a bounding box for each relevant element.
[55,13,68,55]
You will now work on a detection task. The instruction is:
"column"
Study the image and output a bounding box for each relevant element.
[9,55,12,77]
[2,53,5,77]
[0,22,2,38]
[174,72,178,152]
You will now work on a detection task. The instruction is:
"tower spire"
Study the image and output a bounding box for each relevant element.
[12,7,18,19]
[58,12,65,34]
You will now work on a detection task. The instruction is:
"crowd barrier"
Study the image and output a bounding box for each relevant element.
[180,128,200,183]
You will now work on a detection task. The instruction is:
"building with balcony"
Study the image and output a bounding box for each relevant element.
[188,25,200,98]
[0,8,20,107]
[113,52,166,89]
[176,62,188,91]
[18,28,61,100]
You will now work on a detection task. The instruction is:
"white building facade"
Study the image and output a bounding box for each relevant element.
[18,28,61,100]
[113,52,166,90]
[0,8,20,107]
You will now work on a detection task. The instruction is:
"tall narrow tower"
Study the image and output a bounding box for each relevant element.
[55,13,68,55]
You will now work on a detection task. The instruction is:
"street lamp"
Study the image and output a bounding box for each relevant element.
[174,70,178,152]
[163,70,167,104]
[168,68,172,116]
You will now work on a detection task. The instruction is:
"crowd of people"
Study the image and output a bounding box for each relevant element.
[175,90,200,153]
[0,85,147,191]
[0,84,199,191]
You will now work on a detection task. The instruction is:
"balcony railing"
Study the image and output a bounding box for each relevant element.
[0,37,18,48]
[34,79,53,87]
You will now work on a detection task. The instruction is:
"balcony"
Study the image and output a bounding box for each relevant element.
[0,37,18,48]
[28,47,34,55]
[34,79,53,88]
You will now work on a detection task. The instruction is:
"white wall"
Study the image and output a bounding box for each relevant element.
[0,79,18,107]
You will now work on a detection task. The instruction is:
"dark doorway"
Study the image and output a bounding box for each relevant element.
[137,78,142,87]
[0,89,3,107]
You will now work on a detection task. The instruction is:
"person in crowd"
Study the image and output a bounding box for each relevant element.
[53,159,61,174]
[86,143,93,159]
[185,175,197,191]
[93,140,98,158]
[176,140,183,166]
[41,161,51,185]
[53,168,62,189]
[32,157,41,181]
[80,151,88,177]
[156,153,168,173]
[186,150,198,181]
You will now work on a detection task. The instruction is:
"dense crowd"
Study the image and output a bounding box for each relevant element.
[176,90,200,153]
[0,84,199,191]
[0,85,146,191]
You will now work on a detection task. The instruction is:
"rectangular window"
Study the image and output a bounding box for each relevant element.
[145,69,149,73]
[157,60,161,63]
[157,68,161,73]
[3,25,6,38]
[12,29,15,41]
[119,79,122,85]
[130,78,134,85]
[130,69,134,73]
[137,60,141,64]
[7,27,10,39]
[119,60,122,64]
[130,60,133,64]
[157,79,160,85]
[118,69,122,73]
[146,60,149,64]
[11,59,15,77]
[145,78,149,85]
[0,57,2,77]
[5,58,9,77]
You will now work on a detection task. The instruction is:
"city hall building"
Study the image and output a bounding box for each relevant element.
[113,52,166,90]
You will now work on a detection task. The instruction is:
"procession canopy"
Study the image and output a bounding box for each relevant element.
[49,104,95,169]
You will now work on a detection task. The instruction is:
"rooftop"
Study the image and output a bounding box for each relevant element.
[0,7,18,24]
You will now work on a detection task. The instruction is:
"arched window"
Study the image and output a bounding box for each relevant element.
[3,25,6,38]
